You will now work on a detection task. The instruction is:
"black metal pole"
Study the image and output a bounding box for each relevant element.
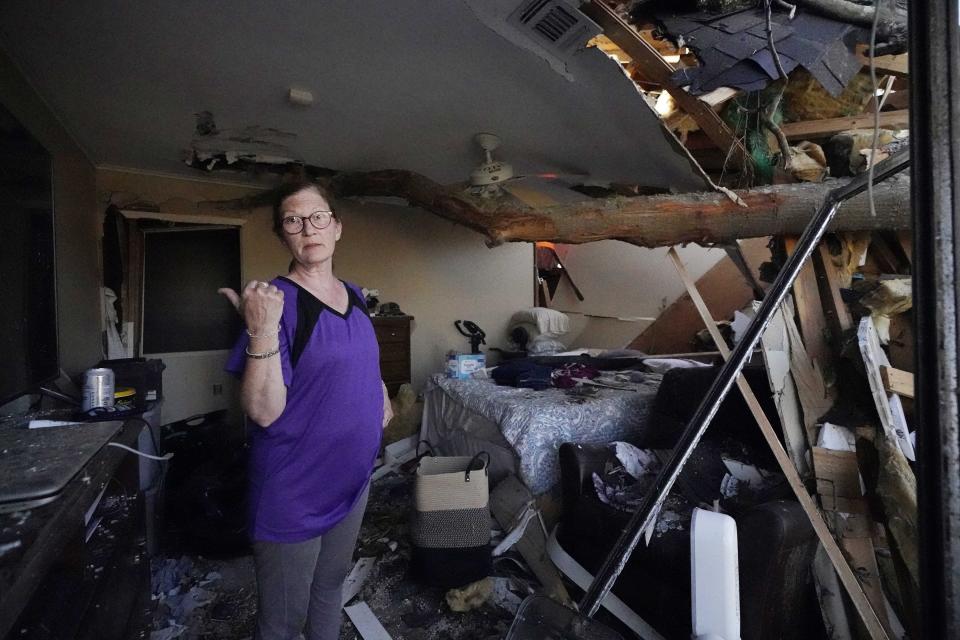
[580,149,911,617]
[911,0,960,636]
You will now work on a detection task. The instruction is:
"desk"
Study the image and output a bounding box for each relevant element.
[0,420,150,639]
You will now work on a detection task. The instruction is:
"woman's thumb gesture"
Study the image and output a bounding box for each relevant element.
[218,287,241,312]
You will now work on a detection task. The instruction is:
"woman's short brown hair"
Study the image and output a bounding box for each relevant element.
[272,180,337,238]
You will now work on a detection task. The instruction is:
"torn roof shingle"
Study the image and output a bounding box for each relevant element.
[657,8,863,97]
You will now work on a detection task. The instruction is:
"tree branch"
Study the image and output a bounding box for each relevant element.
[327,170,911,248]
[795,0,908,54]
[203,168,910,248]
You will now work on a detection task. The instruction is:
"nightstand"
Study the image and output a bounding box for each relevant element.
[371,315,414,396]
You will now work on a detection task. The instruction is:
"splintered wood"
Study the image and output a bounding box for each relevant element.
[667,247,891,640]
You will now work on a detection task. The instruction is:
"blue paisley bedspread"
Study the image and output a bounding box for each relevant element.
[426,373,663,494]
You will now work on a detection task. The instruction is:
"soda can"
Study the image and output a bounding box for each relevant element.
[82,368,115,412]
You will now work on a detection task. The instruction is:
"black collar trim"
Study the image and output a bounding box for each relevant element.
[277,276,357,319]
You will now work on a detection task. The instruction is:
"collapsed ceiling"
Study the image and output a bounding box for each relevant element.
[0,0,710,191]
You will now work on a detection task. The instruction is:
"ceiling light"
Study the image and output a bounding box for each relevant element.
[288,87,314,107]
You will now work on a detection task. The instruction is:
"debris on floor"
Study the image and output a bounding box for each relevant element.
[148,469,521,640]
[149,554,257,640]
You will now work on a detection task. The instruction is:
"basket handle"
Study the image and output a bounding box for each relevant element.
[416,440,435,459]
[464,451,490,482]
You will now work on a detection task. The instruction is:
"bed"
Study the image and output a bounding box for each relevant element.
[419,371,663,495]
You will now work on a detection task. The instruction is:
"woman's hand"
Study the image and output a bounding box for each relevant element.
[219,280,284,334]
[219,281,287,427]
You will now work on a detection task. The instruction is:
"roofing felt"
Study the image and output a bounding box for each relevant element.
[658,8,863,97]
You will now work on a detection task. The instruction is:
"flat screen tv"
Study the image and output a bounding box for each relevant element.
[0,102,58,404]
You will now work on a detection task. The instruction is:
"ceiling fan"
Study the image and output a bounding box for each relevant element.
[466,132,588,201]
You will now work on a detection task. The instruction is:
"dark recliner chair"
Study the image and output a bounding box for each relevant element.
[554,364,824,639]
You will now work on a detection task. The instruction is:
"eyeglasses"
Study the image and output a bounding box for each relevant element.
[281,210,335,234]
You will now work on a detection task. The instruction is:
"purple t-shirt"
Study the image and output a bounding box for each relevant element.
[226,277,383,543]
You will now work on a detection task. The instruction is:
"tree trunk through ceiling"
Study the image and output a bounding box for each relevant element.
[325,170,911,249]
[204,169,910,249]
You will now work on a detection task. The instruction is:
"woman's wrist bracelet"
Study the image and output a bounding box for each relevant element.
[246,325,280,338]
[245,345,280,359]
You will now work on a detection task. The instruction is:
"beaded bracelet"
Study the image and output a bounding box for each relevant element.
[246,325,280,338]
[245,346,280,359]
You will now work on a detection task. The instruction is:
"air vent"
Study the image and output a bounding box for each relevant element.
[508,0,600,55]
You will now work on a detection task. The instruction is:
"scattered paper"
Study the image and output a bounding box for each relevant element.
[342,557,376,607]
[817,423,857,452]
[492,503,537,557]
[614,442,661,480]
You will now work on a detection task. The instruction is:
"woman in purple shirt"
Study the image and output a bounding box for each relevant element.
[220,181,392,640]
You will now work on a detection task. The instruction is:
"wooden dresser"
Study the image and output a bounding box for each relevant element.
[371,315,414,396]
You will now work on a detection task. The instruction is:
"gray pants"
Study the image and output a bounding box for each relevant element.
[252,484,369,640]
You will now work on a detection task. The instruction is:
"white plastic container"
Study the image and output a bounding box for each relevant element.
[691,507,741,640]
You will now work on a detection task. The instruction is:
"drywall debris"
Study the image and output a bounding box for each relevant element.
[344,601,393,639]
[492,502,537,557]
[817,423,857,452]
[858,317,916,460]
[342,557,377,607]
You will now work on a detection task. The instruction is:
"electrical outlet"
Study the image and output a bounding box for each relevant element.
[212,384,223,396]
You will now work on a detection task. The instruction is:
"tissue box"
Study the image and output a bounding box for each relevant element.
[447,353,485,379]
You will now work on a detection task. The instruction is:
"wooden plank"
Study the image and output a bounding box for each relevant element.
[856,45,909,77]
[698,86,739,108]
[580,1,753,176]
[832,512,874,540]
[839,537,892,632]
[813,548,854,640]
[667,247,891,640]
[812,447,863,499]
[820,494,872,514]
[880,365,915,399]
[489,475,573,606]
[780,110,909,141]
[812,243,854,345]
[785,237,834,377]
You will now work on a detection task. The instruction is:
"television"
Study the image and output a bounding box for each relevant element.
[0,102,58,404]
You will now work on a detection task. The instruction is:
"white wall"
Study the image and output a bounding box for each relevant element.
[332,200,532,389]
[548,241,726,350]
[98,169,533,395]
[235,198,534,389]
